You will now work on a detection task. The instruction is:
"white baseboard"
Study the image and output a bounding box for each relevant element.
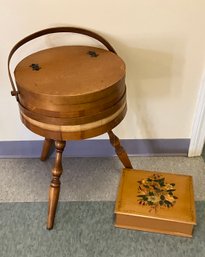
[189,76,205,157]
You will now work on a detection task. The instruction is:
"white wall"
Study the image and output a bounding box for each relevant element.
[1,0,205,140]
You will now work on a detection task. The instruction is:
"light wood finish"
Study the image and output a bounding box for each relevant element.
[115,214,195,238]
[115,169,196,237]
[8,27,133,229]
[40,138,54,161]
[108,131,133,169]
[47,140,66,230]
[20,102,126,140]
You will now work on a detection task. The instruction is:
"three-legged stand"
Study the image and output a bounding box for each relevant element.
[41,130,132,229]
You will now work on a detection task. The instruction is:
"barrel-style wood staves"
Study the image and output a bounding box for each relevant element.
[8,27,133,229]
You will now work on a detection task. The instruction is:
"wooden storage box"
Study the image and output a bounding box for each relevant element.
[115,169,196,237]
[14,46,127,140]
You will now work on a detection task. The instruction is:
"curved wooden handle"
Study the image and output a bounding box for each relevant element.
[8,27,117,101]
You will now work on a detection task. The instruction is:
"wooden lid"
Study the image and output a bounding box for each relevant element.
[14,46,125,98]
[14,45,127,139]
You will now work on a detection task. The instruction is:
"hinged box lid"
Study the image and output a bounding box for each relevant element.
[115,169,196,237]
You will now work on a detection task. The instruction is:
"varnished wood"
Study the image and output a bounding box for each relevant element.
[8,27,133,229]
[17,78,125,116]
[14,46,125,119]
[40,138,54,161]
[20,104,127,140]
[15,46,124,97]
[18,89,126,125]
[115,169,196,237]
[14,45,127,141]
[47,140,66,230]
[108,131,133,169]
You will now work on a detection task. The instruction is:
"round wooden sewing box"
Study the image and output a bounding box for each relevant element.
[8,27,132,229]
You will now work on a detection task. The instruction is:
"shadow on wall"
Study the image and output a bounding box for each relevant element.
[127,47,181,138]
[105,36,186,140]
[44,28,107,49]
[43,30,184,138]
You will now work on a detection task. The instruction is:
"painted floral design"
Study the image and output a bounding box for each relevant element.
[137,174,178,211]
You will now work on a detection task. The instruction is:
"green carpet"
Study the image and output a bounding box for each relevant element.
[0,202,204,257]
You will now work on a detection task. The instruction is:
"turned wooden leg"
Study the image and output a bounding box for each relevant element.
[47,140,66,230]
[40,138,54,161]
[108,130,133,169]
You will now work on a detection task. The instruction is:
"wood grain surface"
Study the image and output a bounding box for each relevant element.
[115,169,196,237]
